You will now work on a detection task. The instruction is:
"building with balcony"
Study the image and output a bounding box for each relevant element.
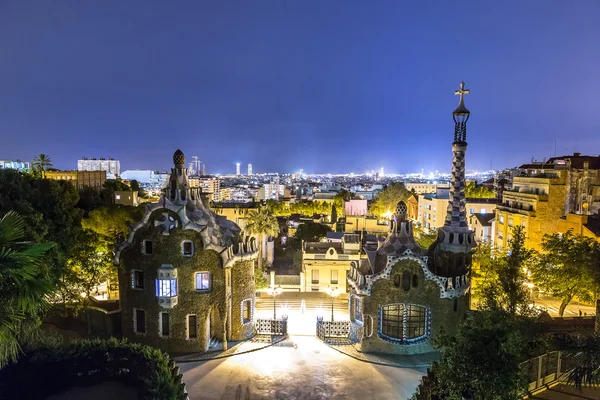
[78,157,120,178]
[114,150,258,354]
[495,153,600,250]
[257,183,290,201]
[189,176,221,202]
[417,190,497,232]
[302,233,361,293]
[46,170,107,190]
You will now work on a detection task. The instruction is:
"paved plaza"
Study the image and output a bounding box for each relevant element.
[179,336,426,400]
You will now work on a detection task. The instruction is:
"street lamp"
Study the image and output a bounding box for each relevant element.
[267,286,283,319]
[326,286,339,322]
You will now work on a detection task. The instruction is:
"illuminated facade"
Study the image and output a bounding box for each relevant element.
[0,159,31,171]
[78,157,120,178]
[46,170,107,190]
[347,83,474,355]
[115,150,258,354]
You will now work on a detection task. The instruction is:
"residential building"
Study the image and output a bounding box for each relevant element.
[557,213,600,243]
[189,176,221,202]
[417,191,497,231]
[0,160,31,171]
[347,82,474,355]
[115,190,139,207]
[212,202,259,231]
[248,164,252,175]
[495,153,600,250]
[338,215,390,235]
[120,170,169,188]
[114,150,258,354]
[78,157,120,178]
[469,213,495,243]
[407,195,419,221]
[46,170,107,190]
[345,199,368,216]
[302,233,361,293]
[257,183,290,201]
[312,192,337,203]
[405,182,449,194]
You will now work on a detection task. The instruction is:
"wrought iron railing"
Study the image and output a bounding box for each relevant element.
[316,318,350,341]
[255,317,288,336]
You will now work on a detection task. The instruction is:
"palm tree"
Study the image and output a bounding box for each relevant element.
[32,154,53,178]
[244,208,280,270]
[0,211,54,367]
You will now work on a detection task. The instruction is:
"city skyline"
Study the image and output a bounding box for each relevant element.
[1,2,599,173]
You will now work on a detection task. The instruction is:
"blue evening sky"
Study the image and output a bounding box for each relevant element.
[0,1,598,174]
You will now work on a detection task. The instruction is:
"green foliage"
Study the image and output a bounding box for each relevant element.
[294,221,331,242]
[0,211,55,367]
[266,199,332,217]
[0,170,82,279]
[478,226,537,317]
[464,181,495,199]
[130,179,140,192]
[413,224,437,249]
[0,338,188,400]
[331,204,338,223]
[32,154,53,178]
[254,264,269,290]
[56,230,113,317]
[530,230,600,316]
[83,204,145,242]
[245,208,280,269]
[370,182,411,218]
[432,310,529,399]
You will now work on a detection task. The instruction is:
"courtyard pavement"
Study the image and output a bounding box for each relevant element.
[179,335,426,400]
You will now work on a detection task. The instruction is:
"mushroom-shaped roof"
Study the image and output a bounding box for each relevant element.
[173,149,185,167]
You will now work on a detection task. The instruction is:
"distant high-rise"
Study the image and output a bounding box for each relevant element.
[248,163,252,175]
[78,157,120,178]
[236,163,240,175]
[0,160,31,171]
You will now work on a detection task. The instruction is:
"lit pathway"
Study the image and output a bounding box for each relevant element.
[179,336,426,400]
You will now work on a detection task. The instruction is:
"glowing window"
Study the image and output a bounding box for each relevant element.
[156,279,177,297]
[195,272,211,291]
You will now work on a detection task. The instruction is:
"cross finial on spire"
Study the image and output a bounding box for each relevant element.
[454,81,470,105]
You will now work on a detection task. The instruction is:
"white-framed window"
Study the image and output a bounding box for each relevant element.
[469,208,474,214]
[156,278,177,297]
[133,308,146,334]
[195,272,211,291]
[241,299,252,324]
[182,240,194,257]
[499,215,504,224]
[331,270,338,284]
[187,315,198,340]
[131,270,144,290]
[311,269,319,284]
[159,312,170,337]
[143,239,153,255]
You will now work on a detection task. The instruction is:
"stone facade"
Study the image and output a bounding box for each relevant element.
[114,150,258,354]
[347,83,474,355]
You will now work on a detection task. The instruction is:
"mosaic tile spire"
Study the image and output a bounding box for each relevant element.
[444,82,470,231]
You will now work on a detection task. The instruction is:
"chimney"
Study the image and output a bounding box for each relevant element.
[574,152,581,157]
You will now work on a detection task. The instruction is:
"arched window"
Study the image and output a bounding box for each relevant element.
[394,274,401,288]
[364,315,373,337]
[379,304,429,343]
[402,271,411,291]
[453,298,458,312]
[412,274,418,288]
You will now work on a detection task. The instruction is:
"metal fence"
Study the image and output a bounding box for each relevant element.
[316,319,350,341]
[255,317,288,336]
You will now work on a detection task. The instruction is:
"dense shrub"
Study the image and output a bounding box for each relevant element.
[0,338,187,400]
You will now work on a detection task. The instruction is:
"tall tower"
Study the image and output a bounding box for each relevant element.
[248,163,252,175]
[236,163,240,176]
[431,82,476,278]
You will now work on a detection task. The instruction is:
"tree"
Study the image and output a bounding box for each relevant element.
[82,204,144,242]
[254,264,269,290]
[0,211,54,367]
[0,170,82,281]
[432,310,529,399]
[330,204,338,223]
[479,226,536,316]
[57,230,113,333]
[530,230,600,316]
[32,154,53,178]
[294,221,331,242]
[129,179,140,192]
[370,182,411,218]
[464,181,495,199]
[244,208,280,270]
[100,179,131,205]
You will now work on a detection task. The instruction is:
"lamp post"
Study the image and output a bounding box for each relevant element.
[267,286,283,319]
[327,286,339,322]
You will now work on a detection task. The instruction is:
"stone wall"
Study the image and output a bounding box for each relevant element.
[358,258,469,355]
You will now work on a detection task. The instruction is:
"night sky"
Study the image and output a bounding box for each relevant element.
[1,1,599,174]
